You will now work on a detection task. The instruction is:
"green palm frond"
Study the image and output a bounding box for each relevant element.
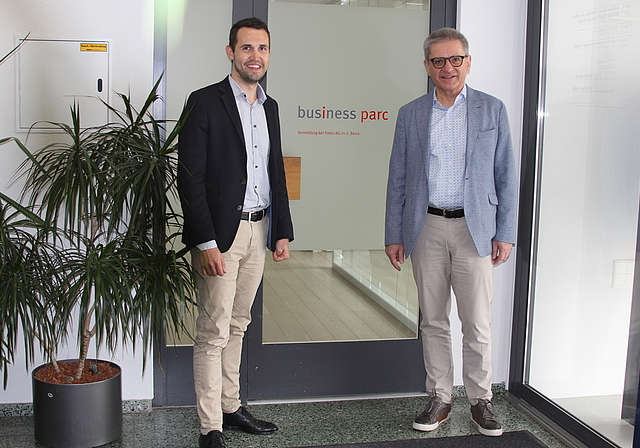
[0,74,197,383]
[0,33,30,66]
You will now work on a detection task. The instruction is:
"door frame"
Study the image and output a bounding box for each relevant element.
[242,0,455,402]
[152,0,457,407]
[508,1,638,447]
[244,284,426,401]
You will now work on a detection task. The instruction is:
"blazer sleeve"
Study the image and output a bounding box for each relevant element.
[493,100,518,245]
[177,90,218,248]
[266,98,294,248]
[385,104,409,246]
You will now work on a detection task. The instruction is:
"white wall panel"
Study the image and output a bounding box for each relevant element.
[0,0,155,404]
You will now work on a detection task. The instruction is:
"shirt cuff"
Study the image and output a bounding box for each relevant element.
[196,240,218,251]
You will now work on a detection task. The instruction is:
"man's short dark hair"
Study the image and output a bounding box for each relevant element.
[423,27,469,60]
[229,17,270,50]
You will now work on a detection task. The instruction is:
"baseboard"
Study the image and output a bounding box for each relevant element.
[0,399,152,416]
[1,384,508,416]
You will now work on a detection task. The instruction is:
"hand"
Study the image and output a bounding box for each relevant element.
[272,239,290,262]
[492,240,513,266]
[199,247,227,276]
[385,243,405,271]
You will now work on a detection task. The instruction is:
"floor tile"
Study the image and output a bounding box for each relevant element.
[0,394,575,448]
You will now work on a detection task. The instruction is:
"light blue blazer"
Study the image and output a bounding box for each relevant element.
[385,86,518,258]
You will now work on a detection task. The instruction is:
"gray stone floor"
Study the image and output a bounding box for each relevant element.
[0,394,574,447]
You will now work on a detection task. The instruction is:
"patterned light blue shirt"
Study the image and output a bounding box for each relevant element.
[428,85,467,210]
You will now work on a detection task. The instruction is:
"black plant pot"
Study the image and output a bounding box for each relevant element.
[32,360,122,448]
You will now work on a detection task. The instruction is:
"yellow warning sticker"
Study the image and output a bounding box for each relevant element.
[80,43,107,52]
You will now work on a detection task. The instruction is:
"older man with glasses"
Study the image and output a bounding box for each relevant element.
[384,27,517,437]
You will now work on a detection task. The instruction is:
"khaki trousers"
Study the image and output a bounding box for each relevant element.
[192,218,268,434]
[411,215,494,405]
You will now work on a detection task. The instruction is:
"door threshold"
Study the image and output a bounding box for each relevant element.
[248,392,429,405]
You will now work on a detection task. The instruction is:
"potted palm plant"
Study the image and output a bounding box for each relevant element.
[0,77,196,448]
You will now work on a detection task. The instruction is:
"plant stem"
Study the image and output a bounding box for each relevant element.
[33,330,60,373]
[75,302,96,380]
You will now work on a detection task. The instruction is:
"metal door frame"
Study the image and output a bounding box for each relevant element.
[152,0,457,407]
[508,1,639,447]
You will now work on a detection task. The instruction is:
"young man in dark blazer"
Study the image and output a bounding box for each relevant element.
[178,17,294,448]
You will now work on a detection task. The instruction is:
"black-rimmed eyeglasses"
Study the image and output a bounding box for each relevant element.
[429,55,468,69]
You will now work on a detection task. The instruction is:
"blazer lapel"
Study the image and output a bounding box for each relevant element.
[264,98,280,175]
[264,99,278,146]
[465,87,482,165]
[220,77,245,143]
[416,92,434,175]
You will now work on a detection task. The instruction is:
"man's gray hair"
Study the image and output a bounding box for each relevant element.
[423,28,469,60]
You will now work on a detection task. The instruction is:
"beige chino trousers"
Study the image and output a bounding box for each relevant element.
[411,214,494,405]
[192,217,268,434]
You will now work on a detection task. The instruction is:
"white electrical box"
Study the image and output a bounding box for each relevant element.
[16,38,110,132]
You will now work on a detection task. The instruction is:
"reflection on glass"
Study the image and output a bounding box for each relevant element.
[526,0,640,446]
[332,250,418,330]
[263,250,418,343]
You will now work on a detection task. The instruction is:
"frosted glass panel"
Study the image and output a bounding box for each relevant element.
[264,0,429,342]
[164,0,233,347]
[165,0,233,123]
[268,1,429,250]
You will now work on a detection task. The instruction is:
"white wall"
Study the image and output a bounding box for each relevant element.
[458,0,527,386]
[0,0,156,404]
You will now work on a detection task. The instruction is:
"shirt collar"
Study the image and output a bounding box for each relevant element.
[228,75,267,105]
[433,84,467,108]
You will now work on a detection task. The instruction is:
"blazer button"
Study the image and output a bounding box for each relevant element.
[241,179,247,185]
[237,205,242,211]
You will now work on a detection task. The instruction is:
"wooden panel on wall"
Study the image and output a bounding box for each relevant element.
[283,157,301,200]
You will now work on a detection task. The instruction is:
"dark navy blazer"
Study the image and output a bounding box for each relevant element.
[178,77,294,253]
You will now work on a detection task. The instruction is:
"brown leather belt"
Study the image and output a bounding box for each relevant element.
[428,206,464,219]
[241,209,266,222]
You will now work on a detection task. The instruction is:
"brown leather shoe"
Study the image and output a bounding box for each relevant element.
[413,396,452,431]
[471,399,503,436]
[223,406,278,435]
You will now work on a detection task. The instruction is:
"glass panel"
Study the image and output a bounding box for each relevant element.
[263,251,417,343]
[264,0,429,343]
[332,251,418,332]
[163,0,233,346]
[527,0,640,446]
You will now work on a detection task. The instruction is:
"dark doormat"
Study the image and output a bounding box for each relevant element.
[295,430,547,448]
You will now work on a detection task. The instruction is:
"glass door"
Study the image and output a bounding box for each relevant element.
[154,0,456,406]
[246,0,432,400]
[153,0,234,406]
[511,0,640,446]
